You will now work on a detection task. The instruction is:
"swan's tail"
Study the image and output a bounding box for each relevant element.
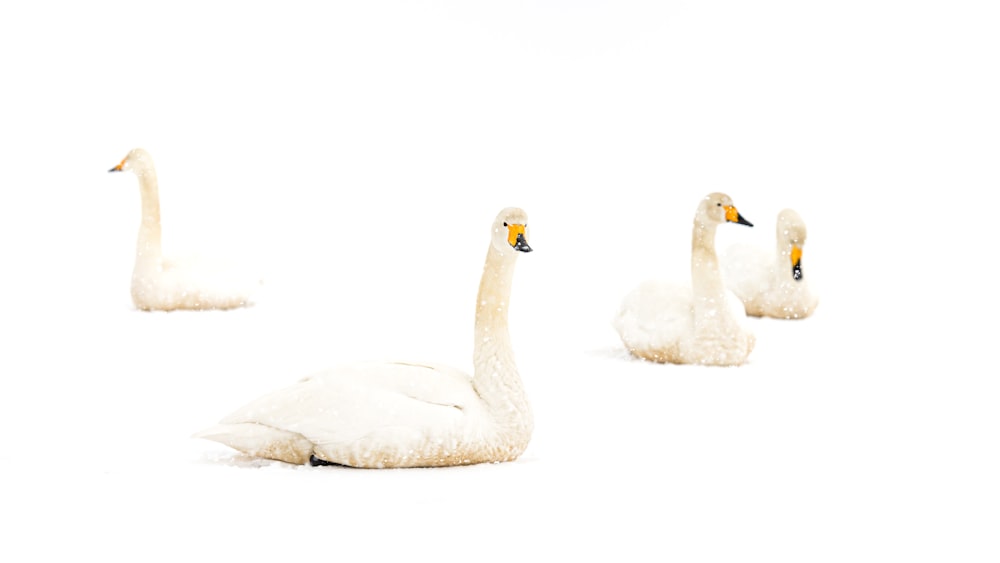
[194,423,314,465]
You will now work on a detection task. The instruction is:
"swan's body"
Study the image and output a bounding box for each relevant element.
[196,208,534,468]
[613,193,756,366]
[722,208,818,319]
[109,148,258,311]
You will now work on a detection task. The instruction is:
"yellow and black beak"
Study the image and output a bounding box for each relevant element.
[724,205,753,227]
[506,223,532,252]
[791,245,803,281]
[108,158,125,173]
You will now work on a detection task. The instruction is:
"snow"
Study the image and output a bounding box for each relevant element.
[1,1,998,561]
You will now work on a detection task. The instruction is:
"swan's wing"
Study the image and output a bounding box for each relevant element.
[613,280,693,350]
[725,288,753,328]
[217,361,479,447]
[721,243,770,301]
[157,254,263,300]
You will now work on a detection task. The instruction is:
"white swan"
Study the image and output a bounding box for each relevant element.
[613,192,756,366]
[722,208,819,319]
[108,148,259,311]
[195,207,534,468]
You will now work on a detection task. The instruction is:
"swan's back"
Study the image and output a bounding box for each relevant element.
[198,361,502,468]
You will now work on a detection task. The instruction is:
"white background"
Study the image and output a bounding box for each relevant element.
[1,1,997,561]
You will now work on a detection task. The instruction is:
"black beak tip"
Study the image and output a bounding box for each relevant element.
[514,233,532,252]
[792,264,803,281]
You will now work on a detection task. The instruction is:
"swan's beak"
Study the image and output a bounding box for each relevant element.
[791,245,803,281]
[108,158,125,173]
[507,223,532,252]
[514,232,532,253]
[725,205,753,227]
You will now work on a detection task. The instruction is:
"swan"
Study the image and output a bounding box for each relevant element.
[613,192,756,366]
[722,208,819,319]
[108,148,259,311]
[195,207,534,468]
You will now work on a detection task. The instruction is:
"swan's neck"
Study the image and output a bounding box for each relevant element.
[691,219,728,338]
[134,166,163,265]
[472,245,531,431]
[775,239,793,267]
[690,218,726,321]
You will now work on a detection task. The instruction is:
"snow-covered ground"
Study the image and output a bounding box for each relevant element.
[1,1,997,561]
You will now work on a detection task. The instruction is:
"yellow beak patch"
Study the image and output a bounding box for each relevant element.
[724,205,740,223]
[111,158,125,171]
[791,245,803,266]
[507,223,526,247]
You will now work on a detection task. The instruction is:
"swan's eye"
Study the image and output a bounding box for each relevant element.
[503,222,508,227]
[716,203,721,207]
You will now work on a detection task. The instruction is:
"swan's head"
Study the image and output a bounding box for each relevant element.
[777,208,807,281]
[700,192,753,227]
[108,148,154,175]
[491,207,532,255]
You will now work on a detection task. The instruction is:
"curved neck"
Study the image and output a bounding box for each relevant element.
[134,167,162,264]
[472,244,529,425]
[775,239,793,266]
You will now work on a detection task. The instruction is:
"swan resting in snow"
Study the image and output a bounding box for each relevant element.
[613,192,756,366]
[109,148,259,311]
[722,208,818,319]
[195,207,534,468]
